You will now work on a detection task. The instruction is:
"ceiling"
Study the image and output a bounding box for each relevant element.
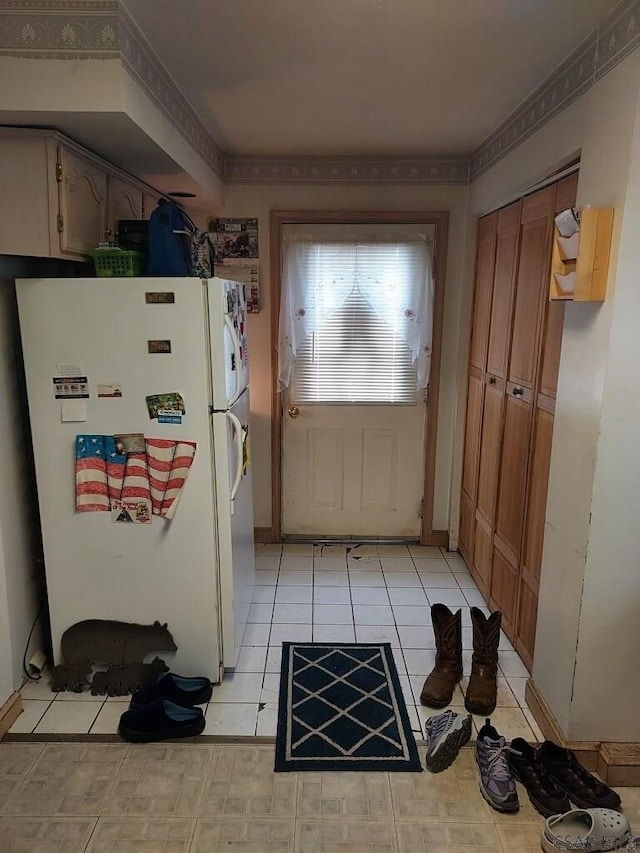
[123,0,620,158]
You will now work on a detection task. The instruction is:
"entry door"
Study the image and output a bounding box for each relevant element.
[281,275,427,538]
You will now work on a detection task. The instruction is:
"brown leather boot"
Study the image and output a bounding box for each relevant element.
[465,607,501,715]
[420,604,462,708]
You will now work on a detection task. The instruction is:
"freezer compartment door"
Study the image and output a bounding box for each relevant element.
[208,278,249,409]
[212,388,255,667]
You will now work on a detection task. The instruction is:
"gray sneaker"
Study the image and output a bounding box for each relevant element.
[475,718,519,812]
[424,709,472,773]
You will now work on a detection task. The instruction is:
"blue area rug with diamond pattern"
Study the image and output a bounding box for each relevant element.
[275,642,422,772]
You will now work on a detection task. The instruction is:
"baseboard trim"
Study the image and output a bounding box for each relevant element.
[526,678,640,784]
[427,530,449,548]
[0,691,22,740]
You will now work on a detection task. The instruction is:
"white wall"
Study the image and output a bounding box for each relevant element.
[569,81,640,741]
[217,182,470,533]
[0,281,44,694]
[465,50,640,738]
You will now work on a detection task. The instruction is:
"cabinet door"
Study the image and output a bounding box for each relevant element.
[108,175,143,240]
[58,145,107,257]
[469,213,498,371]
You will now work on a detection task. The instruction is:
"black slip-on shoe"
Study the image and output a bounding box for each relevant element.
[130,673,213,707]
[509,737,572,817]
[537,740,622,811]
[119,698,205,743]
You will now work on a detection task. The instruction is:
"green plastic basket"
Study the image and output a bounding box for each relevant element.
[90,249,145,277]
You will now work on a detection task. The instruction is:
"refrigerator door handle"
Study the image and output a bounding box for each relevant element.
[227,409,244,507]
[224,314,242,406]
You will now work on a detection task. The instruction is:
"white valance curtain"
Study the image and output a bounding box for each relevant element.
[278,240,434,391]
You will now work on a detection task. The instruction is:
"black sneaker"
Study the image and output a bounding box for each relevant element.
[509,738,571,817]
[424,709,472,773]
[475,718,519,813]
[537,740,622,811]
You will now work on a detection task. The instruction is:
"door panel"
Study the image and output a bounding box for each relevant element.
[283,402,425,537]
[459,490,474,563]
[362,430,399,510]
[516,581,539,672]
[469,213,498,370]
[476,378,504,525]
[539,302,565,398]
[494,393,533,564]
[472,516,492,595]
[108,175,143,238]
[487,202,520,379]
[307,429,345,509]
[462,370,483,500]
[490,547,518,634]
[518,405,555,667]
[58,145,107,256]
[509,187,555,389]
[555,172,579,213]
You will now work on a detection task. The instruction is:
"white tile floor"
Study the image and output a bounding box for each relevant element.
[12,543,540,742]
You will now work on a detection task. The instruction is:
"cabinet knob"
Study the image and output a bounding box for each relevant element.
[488,376,496,385]
[512,387,524,396]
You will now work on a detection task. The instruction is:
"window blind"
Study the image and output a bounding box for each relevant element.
[290,243,420,404]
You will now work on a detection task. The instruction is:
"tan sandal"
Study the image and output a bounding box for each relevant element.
[541,808,631,851]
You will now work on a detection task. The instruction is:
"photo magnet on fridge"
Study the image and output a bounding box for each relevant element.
[113,433,145,455]
[146,393,185,419]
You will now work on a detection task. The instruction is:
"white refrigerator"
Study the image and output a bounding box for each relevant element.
[16,276,255,682]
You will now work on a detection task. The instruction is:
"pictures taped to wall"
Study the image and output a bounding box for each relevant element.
[210,217,258,265]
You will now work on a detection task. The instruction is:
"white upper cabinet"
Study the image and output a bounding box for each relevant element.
[0,128,161,260]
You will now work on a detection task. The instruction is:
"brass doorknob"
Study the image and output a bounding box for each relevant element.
[288,406,300,419]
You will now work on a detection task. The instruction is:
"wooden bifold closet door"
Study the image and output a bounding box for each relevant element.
[458,172,577,670]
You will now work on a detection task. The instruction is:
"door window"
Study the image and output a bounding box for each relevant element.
[279,241,433,402]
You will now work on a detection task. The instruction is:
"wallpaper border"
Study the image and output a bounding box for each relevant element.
[1,0,639,184]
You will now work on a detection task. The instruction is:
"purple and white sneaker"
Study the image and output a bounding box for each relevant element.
[475,718,519,812]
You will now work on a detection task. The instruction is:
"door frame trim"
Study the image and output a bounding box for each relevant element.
[270,209,449,544]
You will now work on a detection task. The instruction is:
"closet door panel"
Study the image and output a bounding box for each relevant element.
[516,579,538,671]
[475,379,504,525]
[472,516,492,595]
[462,370,483,501]
[539,302,565,399]
[494,389,533,564]
[486,201,521,379]
[555,172,579,213]
[518,403,555,665]
[490,548,518,633]
[469,213,498,370]
[509,187,555,389]
[459,490,474,563]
